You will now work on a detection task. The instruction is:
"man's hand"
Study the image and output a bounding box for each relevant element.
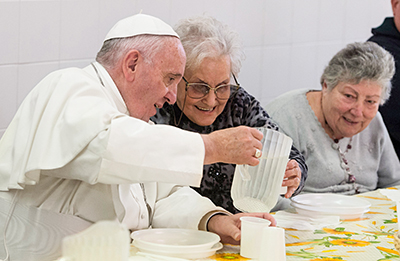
[207,212,276,245]
[201,126,263,166]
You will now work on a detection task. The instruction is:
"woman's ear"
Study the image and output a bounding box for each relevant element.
[322,81,328,93]
[122,50,140,82]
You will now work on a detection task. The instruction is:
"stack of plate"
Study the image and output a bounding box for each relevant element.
[290,193,371,219]
[131,228,222,259]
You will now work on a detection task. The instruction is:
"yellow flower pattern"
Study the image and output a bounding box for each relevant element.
[330,239,370,247]
[210,253,250,260]
[193,188,400,261]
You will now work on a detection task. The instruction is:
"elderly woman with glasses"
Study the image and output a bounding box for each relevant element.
[266,42,400,195]
[151,15,307,213]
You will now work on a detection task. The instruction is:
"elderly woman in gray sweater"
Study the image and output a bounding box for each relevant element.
[266,42,400,196]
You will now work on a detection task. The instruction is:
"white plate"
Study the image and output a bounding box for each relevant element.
[131,228,220,252]
[290,202,369,215]
[134,242,223,259]
[293,205,368,220]
[291,193,371,210]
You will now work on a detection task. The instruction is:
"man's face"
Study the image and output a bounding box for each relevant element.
[125,38,186,122]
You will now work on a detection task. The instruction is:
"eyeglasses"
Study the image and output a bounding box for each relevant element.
[182,74,240,100]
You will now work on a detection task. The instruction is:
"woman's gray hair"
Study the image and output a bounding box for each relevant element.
[174,15,245,77]
[320,41,395,105]
[96,34,177,70]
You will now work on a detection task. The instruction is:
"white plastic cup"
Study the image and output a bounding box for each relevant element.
[240,216,271,259]
[259,226,286,261]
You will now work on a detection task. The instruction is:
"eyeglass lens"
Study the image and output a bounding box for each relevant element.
[188,84,234,99]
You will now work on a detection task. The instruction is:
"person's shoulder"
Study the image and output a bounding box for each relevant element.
[368,111,386,130]
[358,112,387,142]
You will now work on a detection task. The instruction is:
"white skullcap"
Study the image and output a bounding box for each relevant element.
[104,13,179,42]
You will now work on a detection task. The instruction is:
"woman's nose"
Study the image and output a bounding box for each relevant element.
[350,101,364,117]
[202,90,218,104]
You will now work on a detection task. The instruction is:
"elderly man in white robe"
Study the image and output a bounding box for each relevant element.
[0,14,275,261]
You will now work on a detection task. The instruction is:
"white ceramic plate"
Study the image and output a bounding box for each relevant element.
[131,228,220,253]
[134,242,223,259]
[291,193,371,211]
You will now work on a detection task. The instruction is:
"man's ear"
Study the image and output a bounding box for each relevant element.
[122,50,140,82]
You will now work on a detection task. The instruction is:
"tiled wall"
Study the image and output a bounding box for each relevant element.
[0,0,393,138]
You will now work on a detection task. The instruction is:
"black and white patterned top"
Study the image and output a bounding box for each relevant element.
[151,87,307,213]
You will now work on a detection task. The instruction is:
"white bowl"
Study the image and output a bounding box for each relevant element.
[134,242,223,259]
[131,228,220,253]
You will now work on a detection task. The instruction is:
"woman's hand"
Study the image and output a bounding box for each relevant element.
[282,159,301,198]
[207,212,276,245]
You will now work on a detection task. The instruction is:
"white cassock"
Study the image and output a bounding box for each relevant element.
[0,62,223,261]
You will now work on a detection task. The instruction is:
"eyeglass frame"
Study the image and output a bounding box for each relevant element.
[182,74,241,100]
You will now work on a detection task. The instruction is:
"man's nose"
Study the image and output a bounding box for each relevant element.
[165,85,177,104]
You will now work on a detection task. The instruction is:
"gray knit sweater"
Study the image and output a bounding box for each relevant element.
[266,89,400,194]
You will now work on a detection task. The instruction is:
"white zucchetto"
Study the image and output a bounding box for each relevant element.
[104,13,179,42]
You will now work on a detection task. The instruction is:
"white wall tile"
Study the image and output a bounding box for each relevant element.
[261,45,291,105]
[289,44,318,91]
[0,2,19,65]
[317,0,345,42]
[343,0,373,42]
[135,0,171,24]
[98,0,139,43]
[369,1,392,27]
[291,0,319,43]
[203,0,235,32]
[17,62,59,105]
[232,0,265,47]
[264,0,292,45]
[19,1,61,63]
[169,0,205,26]
[240,47,263,100]
[60,0,100,60]
[0,66,18,129]
[59,59,93,70]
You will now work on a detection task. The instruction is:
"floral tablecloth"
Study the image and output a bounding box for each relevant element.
[206,187,400,261]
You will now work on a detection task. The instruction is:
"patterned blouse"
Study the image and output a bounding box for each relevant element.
[151,87,307,213]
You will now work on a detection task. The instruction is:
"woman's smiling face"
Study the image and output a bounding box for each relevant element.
[322,80,382,139]
[177,55,231,126]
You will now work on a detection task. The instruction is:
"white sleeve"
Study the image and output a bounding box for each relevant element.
[97,116,205,187]
[151,185,222,229]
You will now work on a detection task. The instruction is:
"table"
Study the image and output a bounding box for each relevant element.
[205,187,400,261]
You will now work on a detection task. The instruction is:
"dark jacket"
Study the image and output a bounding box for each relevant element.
[368,17,400,159]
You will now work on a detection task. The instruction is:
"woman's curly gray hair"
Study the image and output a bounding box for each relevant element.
[174,15,245,77]
[320,41,395,105]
